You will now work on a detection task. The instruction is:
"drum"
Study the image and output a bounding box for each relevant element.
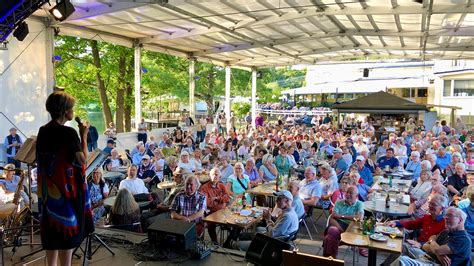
[0,203,16,219]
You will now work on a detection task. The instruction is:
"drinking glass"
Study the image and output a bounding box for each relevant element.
[389,233,397,246]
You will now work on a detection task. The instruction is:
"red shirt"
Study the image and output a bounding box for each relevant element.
[199,181,230,213]
[399,214,445,243]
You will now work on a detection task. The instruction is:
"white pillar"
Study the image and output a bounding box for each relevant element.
[45,25,55,96]
[134,43,142,131]
[225,65,231,130]
[251,67,257,129]
[189,58,196,119]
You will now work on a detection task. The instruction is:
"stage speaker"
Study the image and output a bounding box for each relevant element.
[245,233,292,266]
[13,21,29,41]
[363,68,369,77]
[147,218,196,250]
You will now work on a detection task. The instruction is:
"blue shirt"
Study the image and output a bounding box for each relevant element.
[292,194,305,219]
[335,157,348,174]
[358,166,374,187]
[461,206,474,243]
[259,163,277,181]
[132,152,144,165]
[220,165,234,184]
[299,179,322,201]
[446,230,472,266]
[320,144,335,156]
[272,207,299,238]
[405,160,422,180]
[377,156,399,169]
[436,153,451,170]
[357,184,371,201]
[0,175,21,192]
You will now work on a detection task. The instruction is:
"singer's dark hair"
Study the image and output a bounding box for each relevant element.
[45,91,75,119]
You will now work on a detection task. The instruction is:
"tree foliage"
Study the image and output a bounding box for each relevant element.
[54,36,306,132]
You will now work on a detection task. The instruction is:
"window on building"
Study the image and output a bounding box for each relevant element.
[453,80,474,97]
[417,88,428,97]
[443,80,451,97]
[402,88,412,98]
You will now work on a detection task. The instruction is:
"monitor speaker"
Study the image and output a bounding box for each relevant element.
[245,233,292,266]
[147,218,196,250]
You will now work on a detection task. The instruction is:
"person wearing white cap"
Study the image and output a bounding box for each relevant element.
[178,150,196,173]
[355,155,374,186]
[233,190,299,251]
[137,154,157,187]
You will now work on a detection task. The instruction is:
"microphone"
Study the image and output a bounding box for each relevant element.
[75,116,82,126]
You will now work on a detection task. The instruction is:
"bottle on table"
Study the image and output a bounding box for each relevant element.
[385,193,390,209]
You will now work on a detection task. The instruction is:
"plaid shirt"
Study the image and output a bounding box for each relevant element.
[170,191,207,222]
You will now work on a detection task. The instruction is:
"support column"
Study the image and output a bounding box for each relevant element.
[225,64,231,131]
[45,24,55,96]
[134,43,142,131]
[251,67,257,129]
[188,58,196,119]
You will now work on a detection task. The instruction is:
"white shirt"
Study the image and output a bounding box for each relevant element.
[119,177,148,195]
[178,161,197,172]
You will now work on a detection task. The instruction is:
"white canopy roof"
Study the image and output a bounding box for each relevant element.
[282,75,431,95]
[31,0,474,69]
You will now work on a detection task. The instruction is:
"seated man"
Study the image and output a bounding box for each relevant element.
[118,165,148,195]
[398,207,471,266]
[386,194,448,248]
[317,163,339,209]
[234,190,299,251]
[170,175,207,236]
[349,172,373,202]
[103,148,124,171]
[200,168,231,243]
[299,166,322,212]
[323,185,364,258]
[140,167,188,230]
[102,139,115,155]
[288,180,305,219]
[0,163,28,204]
[377,148,399,172]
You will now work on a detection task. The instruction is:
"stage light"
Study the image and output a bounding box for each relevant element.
[13,21,29,41]
[49,0,75,22]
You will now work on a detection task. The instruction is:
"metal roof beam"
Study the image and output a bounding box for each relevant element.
[156,1,312,64]
[56,2,147,23]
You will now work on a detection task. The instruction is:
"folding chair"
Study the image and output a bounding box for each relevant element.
[304,207,319,235]
[313,201,331,227]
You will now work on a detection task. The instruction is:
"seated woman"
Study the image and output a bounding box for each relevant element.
[244,158,260,187]
[108,189,140,231]
[89,168,109,224]
[323,185,364,258]
[226,162,251,204]
[0,163,28,204]
[330,176,355,213]
[218,155,234,184]
[259,154,278,182]
[405,151,422,181]
[386,194,448,248]
[409,170,432,201]
[445,152,464,178]
[447,162,468,197]
[177,151,196,173]
[407,183,447,219]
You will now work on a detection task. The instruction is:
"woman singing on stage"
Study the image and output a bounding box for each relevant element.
[36,91,93,266]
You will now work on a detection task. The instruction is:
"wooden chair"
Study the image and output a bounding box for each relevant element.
[282,250,344,266]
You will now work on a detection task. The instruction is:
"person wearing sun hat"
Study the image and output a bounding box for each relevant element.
[0,163,29,204]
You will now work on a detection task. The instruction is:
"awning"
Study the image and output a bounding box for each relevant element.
[282,76,431,95]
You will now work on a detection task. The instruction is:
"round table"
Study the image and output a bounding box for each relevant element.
[157,181,176,190]
[363,200,409,217]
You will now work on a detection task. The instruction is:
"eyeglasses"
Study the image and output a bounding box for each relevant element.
[445,214,461,219]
